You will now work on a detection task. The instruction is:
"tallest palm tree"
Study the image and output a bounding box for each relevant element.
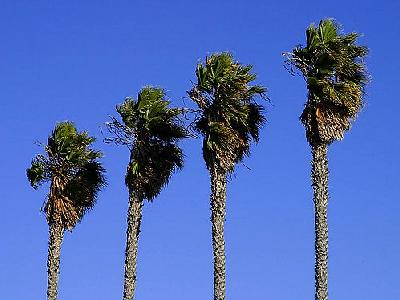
[286,19,368,300]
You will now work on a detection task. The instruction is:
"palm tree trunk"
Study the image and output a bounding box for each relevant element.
[123,190,143,300]
[47,223,64,300]
[311,143,329,300]
[210,166,227,300]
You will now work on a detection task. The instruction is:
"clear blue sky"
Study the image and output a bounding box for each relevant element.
[1,1,399,299]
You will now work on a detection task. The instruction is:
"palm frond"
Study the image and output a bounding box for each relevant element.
[65,161,106,221]
[188,52,266,173]
[285,18,368,145]
[27,121,106,230]
[127,142,183,201]
[27,155,50,189]
[107,86,187,201]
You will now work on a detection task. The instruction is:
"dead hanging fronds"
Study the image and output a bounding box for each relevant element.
[301,103,350,145]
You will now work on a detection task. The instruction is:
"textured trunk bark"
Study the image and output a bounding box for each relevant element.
[47,223,64,300]
[123,190,143,300]
[210,166,227,300]
[311,143,329,300]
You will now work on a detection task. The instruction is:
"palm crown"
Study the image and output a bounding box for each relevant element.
[107,86,187,201]
[286,19,368,145]
[27,122,106,230]
[188,52,266,173]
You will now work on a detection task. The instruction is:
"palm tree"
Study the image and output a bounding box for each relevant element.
[188,52,266,300]
[26,121,106,300]
[285,19,368,300]
[106,86,187,300]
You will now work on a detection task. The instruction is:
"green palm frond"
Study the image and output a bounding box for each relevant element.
[65,161,106,215]
[27,155,50,189]
[285,19,368,144]
[46,122,101,164]
[27,121,106,229]
[107,86,187,201]
[116,87,187,142]
[127,143,183,201]
[188,52,266,173]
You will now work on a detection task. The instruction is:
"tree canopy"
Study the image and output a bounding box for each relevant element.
[106,86,187,201]
[188,52,266,173]
[27,122,106,230]
[286,19,368,144]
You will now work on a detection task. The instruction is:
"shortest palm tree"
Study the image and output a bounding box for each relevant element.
[27,121,106,300]
[106,86,187,300]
